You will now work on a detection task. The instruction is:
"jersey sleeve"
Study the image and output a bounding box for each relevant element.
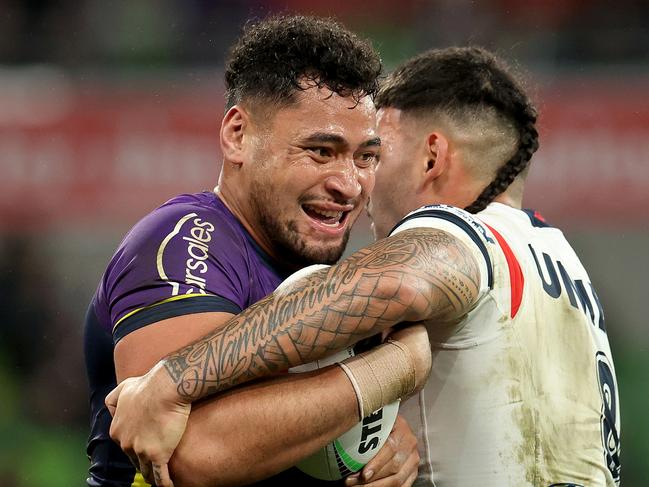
[389,204,495,298]
[104,203,249,344]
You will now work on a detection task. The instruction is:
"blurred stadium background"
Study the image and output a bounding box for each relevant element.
[0,0,647,485]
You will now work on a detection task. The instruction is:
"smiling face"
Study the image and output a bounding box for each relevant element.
[238,85,379,267]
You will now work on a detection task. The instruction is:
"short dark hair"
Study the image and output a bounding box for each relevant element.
[376,46,539,213]
[225,15,382,111]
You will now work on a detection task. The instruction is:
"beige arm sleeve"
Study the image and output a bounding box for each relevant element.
[338,339,416,418]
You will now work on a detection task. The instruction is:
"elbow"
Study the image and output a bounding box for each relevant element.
[170,440,265,487]
[169,449,203,487]
[378,271,432,324]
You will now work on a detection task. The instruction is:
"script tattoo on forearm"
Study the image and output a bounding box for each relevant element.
[163,228,480,401]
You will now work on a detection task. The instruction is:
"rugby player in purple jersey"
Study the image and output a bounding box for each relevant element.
[85,16,429,487]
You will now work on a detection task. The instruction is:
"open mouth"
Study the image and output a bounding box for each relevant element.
[302,204,350,228]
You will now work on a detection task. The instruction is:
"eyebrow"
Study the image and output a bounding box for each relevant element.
[360,137,381,148]
[300,133,381,149]
[301,133,347,147]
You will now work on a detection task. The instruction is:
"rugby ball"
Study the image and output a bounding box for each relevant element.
[278,265,400,481]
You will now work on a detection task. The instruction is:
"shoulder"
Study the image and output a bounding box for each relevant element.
[522,208,553,229]
[111,192,249,281]
[391,204,495,246]
[123,192,245,254]
[102,193,252,333]
[391,205,495,289]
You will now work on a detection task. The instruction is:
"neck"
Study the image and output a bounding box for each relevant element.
[214,181,279,260]
[432,185,523,213]
[493,177,524,209]
[492,191,522,209]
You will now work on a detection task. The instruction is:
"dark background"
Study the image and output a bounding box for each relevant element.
[0,1,647,485]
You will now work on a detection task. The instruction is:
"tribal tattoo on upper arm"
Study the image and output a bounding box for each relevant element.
[163,228,481,402]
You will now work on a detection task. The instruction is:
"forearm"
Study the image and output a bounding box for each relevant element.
[163,265,414,402]
[169,366,358,487]
[164,228,478,402]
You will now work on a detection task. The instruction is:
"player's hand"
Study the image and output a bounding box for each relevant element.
[345,415,419,487]
[106,361,191,487]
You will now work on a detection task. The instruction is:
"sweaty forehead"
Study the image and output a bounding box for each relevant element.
[377,107,408,129]
[295,85,375,116]
[376,107,407,141]
[377,107,431,142]
[273,86,378,142]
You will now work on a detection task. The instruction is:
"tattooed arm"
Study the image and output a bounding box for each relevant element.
[165,227,480,401]
[168,337,423,487]
[106,227,481,486]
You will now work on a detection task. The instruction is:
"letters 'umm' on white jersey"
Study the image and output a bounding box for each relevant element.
[391,203,620,487]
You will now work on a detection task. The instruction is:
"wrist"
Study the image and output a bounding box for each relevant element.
[153,360,191,405]
[338,340,415,418]
[338,324,432,418]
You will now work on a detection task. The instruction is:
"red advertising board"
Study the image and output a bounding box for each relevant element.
[1,76,647,230]
[524,78,649,227]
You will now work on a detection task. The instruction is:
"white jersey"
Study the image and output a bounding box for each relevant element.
[392,203,620,487]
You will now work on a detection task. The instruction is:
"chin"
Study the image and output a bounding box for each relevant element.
[293,229,350,265]
[300,240,347,265]
[263,213,351,267]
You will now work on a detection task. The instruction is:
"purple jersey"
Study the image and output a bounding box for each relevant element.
[84,192,293,486]
[96,191,287,342]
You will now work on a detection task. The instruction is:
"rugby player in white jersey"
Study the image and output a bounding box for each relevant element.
[368,47,620,486]
[108,47,620,486]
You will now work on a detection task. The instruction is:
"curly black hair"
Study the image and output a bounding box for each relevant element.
[376,46,539,214]
[225,15,382,111]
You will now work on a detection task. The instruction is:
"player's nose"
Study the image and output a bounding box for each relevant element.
[323,160,362,201]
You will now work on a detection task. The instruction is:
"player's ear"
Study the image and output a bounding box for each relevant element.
[421,131,449,186]
[220,105,250,166]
